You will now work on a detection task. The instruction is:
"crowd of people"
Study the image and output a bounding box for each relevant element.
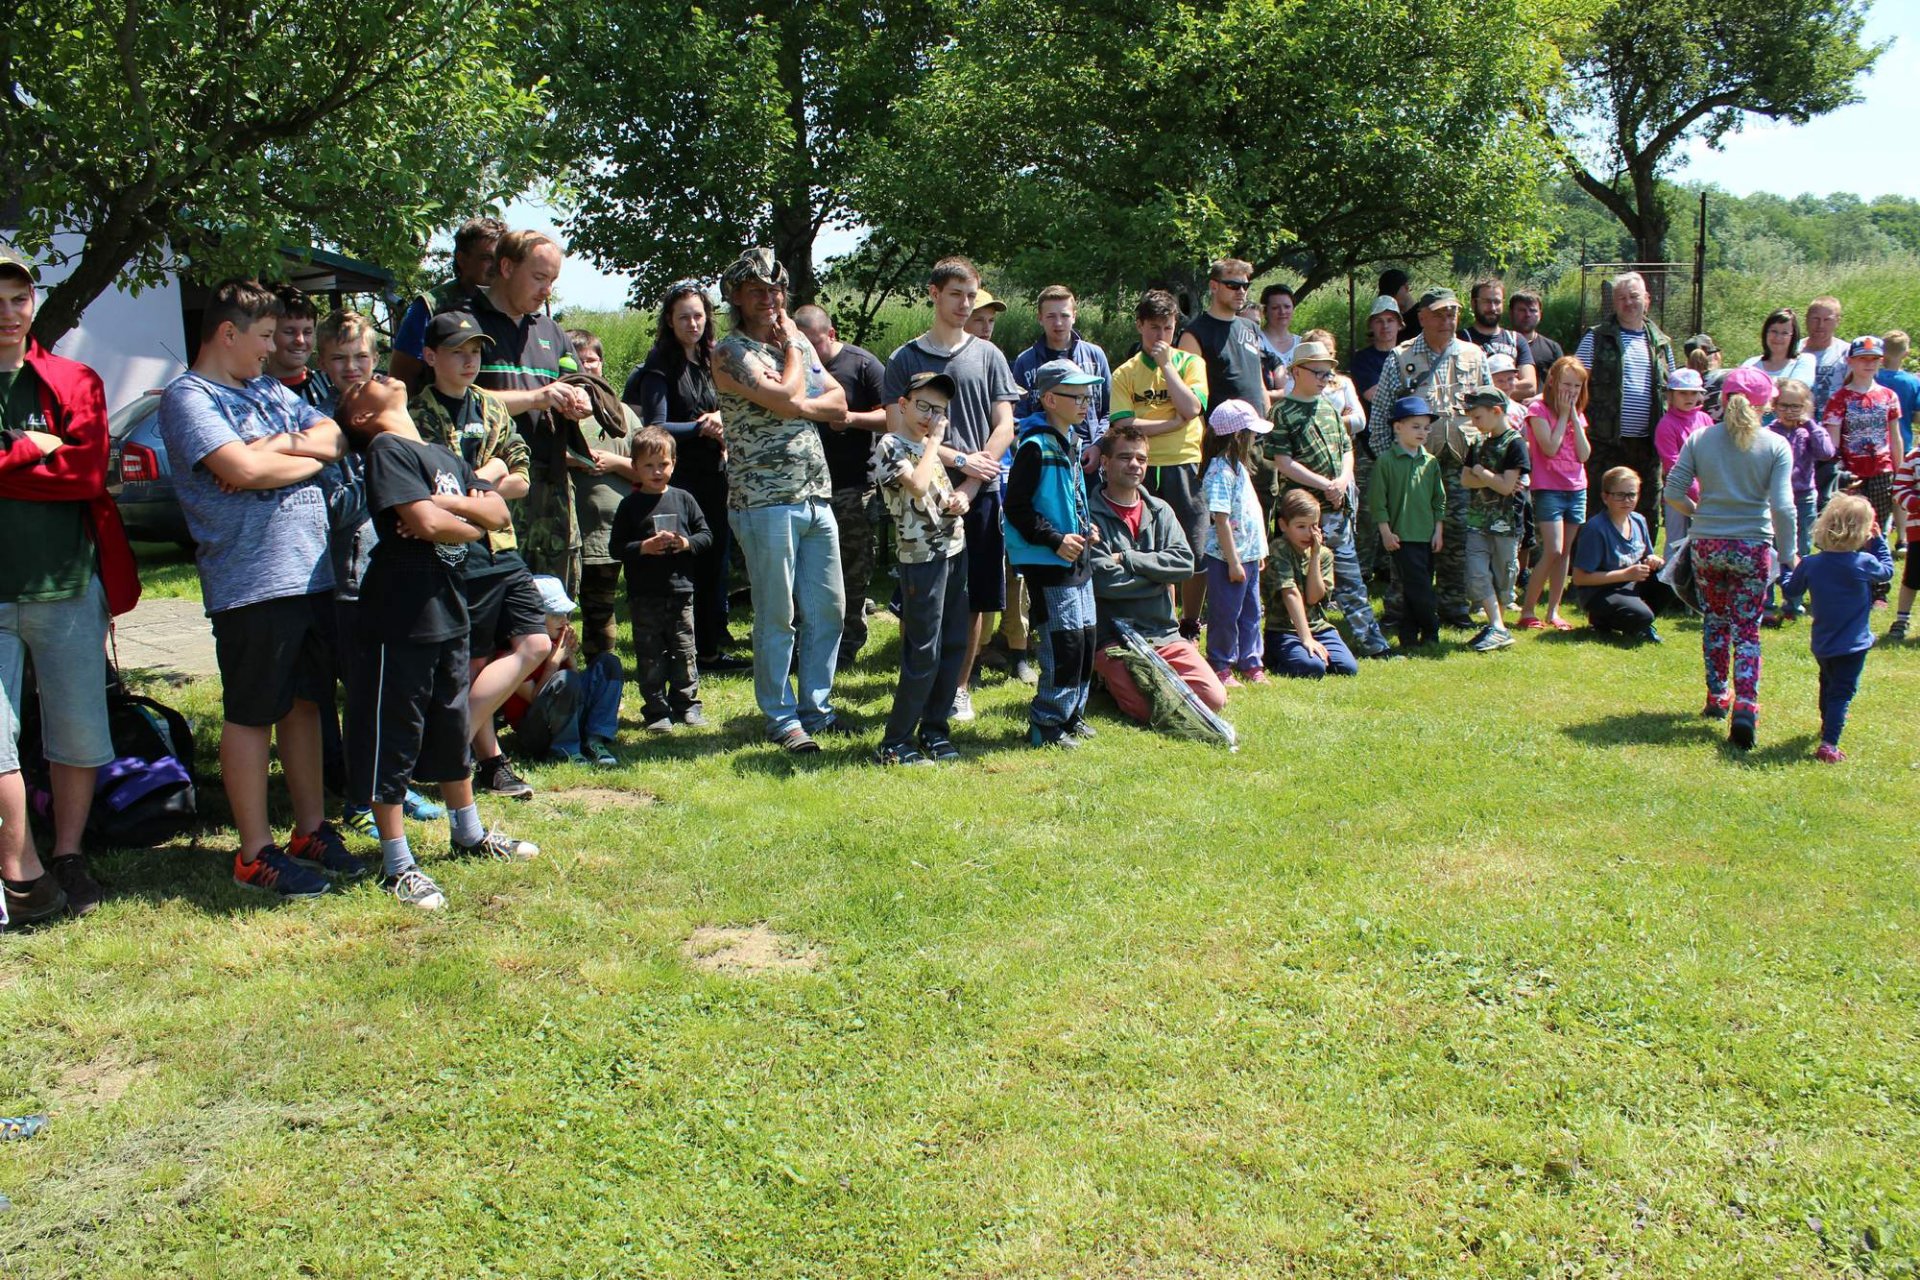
[0,225,1912,924]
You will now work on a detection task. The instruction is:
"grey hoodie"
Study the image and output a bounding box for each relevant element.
[1088,487,1195,645]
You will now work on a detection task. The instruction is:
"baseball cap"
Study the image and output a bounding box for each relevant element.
[1486,353,1518,376]
[905,370,957,399]
[1416,287,1460,312]
[971,289,1006,315]
[1849,335,1886,359]
[1290,340,1335,368]
[1208,398,1271,436]
[1666,368,1705,393]
[531,575,575,617]
[1718,366,1775,411]
[425,311,493,349]
[1684,333,1719,356]
[0,243,38,284]
[1031,359,1101,395]
[1368,295,1402,319]
[1391,395,1435,422]
[1463,389,1507,410]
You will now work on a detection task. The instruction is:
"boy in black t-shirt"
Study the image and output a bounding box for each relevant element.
[336,377,541,910]
[609,427,712,731]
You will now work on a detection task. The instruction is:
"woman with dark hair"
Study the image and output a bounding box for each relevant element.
[1741,308,1817,387]
[622,284,746,670]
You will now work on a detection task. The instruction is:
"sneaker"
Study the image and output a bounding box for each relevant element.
[679,706,708,727]
[547,748,589,764]
[1064,717,1097,741]
[1241,667,1270,685]
[1814,742,1847,764]
[698,651,752,673]
[916,732,962,763]
[452,827,540,861]
[287,824,372,881]
[1027,723,1079,749]
[402,789,446,822]
[974,637,1011,671]
[49,854,105,917]
[232,847,330,900]
[1361,645,1402,661]
[1700,697,1730,720]
[474,755,534,800]
[1637,624,1663,645]
[873,743,934,767]
[1887,617,1909,643]
[1469,625,1514,653]
[584,737,619,767]
[1761,610,1783,629]
[2,873,67,924]
[0,1114,48,1140]
[644,715,675,733]
[1218,670,1243,689]
[1011,654,1039,686]
[1728,707,1756,751]
[386,866,448,910]
[774,725,820,754]
[951,687,976,722]
[343,806,378,840]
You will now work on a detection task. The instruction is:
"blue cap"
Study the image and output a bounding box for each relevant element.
[1391,396,1434,422]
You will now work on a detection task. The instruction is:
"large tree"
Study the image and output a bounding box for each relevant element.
[1544,0,1884,264]
[858,0,1560,303]
[3,0,553,345]
[546,0,947,306]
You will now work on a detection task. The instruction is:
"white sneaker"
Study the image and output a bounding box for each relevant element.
[951,687,976,722]
[387,866,447,911]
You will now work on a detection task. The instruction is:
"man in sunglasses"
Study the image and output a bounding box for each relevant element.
[1179,259,1270,420]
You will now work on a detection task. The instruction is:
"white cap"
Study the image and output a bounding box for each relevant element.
[1368,295,1402,319]
[531,575,575,617]
[1486,353,1518,375]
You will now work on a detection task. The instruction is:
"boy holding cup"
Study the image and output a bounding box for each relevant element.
[610,427,712,731]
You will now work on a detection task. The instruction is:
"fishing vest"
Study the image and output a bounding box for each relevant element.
[1395,337,1489,467]
[1585,319,1673,443]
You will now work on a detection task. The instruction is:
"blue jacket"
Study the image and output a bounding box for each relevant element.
[1780,535,1896,658]
[1004,412,1091,579]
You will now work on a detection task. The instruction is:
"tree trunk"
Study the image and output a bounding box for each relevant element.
[772,7,818,304]
[30,229,147,349]
[771,200,818,305]
[1628,159,1668,264]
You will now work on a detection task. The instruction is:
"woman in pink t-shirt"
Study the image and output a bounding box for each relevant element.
[1519,356,1593,630]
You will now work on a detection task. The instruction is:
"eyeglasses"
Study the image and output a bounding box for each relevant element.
[1049,390,1094,403]
[1605,489,1640,499]
[911,399,947,417]
[1213,279,1251,291]
[1294,365,1334,380]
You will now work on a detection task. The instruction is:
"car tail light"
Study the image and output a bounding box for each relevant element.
[120,442,159,484]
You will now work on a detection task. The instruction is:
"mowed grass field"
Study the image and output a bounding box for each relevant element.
[3,585,1919,1278]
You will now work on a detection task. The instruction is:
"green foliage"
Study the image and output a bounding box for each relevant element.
[5,573,1920,1275]
[4,0,553,344]
[864,0,1556,303]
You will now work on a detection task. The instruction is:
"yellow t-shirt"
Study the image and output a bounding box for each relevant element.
[1110,349,1209,466]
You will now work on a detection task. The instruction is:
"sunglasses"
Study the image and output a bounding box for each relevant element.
[1213,279,1251,290]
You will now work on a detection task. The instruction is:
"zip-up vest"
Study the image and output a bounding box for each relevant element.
[1585,319,1673,443]
[1394,337,1488,467]
[1004,414,1089,567]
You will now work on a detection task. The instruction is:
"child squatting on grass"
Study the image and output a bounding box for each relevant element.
[1269,489,1358,677]
[1778,493,1895,763]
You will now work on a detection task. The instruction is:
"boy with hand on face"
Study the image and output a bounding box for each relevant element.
[410,311,554,800]
[335,377,538,910]
[610,428,712,734]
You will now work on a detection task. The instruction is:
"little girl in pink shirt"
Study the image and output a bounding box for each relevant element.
[1655,368,1712,543]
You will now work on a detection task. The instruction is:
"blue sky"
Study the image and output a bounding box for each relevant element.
[516,0,1917,312]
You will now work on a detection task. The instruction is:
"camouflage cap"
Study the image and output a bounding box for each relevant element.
[720,248,790,297]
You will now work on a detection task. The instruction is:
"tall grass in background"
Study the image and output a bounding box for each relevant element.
[560,253,1920,387]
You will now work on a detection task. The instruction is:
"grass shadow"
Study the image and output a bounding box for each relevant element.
[1561,709,1717,748]
[1726,732,1822,766]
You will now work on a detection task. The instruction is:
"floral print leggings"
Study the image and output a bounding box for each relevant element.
[1692,536,1773,711]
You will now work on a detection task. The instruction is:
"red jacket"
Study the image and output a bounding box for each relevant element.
[0,339,141,615]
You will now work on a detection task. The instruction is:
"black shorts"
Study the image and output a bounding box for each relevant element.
[1905,537,1920,591]
[347,633,472,807]
[1146,462,1206,560]
[465,567,548,654]
[963,487,1007,613]
[210,591,335,727]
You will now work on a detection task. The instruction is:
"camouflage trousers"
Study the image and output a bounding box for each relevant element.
[1383,462,1471,620]
[831,485,879,656]
[577,561,622,658]
[1351,448,1381,579]
[516,477,582,598]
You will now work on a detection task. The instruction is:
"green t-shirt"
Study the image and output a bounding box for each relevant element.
[0,365,92,604]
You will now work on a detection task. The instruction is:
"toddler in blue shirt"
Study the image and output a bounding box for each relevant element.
[1779,493,1896,762]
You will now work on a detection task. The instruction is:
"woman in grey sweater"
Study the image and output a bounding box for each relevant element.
[1662,366,1799,749]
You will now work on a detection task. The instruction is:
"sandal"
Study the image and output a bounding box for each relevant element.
[1547,616,1575,632]
[0,1114,47,1141]
[1518,616,1547,631]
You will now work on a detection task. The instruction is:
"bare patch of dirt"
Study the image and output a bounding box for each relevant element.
[64,1057,154,1106]
[544,787,657,810]
[682,924,821,976]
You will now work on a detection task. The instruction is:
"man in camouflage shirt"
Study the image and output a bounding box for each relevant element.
[1365,288,1491,628]
[711,249,852,752]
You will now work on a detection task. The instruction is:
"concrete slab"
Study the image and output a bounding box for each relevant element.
[112,597,218,683]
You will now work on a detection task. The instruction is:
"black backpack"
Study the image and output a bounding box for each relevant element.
[21,670,199,848]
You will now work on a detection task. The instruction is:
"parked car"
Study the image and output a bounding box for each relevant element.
[106,389,192,547]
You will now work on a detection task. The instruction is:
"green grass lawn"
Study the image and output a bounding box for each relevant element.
[3,599,1918,1277]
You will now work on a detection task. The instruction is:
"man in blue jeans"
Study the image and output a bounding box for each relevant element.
[711,249,852,753]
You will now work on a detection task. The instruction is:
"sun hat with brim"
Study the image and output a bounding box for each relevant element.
[971,289,1006,314]
[1718,366,1775,411]
[1208,398,1270,436]
[906,371,958,400]
[720,247,790,297]
[1666,368,1705,393]
[1289,340,1335,369]
[1849,335,1886,360]
[1463,389,1508,411]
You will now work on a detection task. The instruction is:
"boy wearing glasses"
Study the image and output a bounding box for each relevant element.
[1179,258,1269,418]
[1571,465,1665,643]
[1265,341,1390,658]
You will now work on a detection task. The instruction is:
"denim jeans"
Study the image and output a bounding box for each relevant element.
[1322,509,1387,652]
[1773,489,1819,614]
[1028,577,1095,730]
[0,574,112,773]
[1271,625,1358,677]
[731,499,845,736]
[540,652,624,756]
[1818,648,1867,746]
[883,551,971,747]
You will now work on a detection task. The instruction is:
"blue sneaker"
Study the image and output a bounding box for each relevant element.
[342,806,378,841]
[232,847,331,900]
[402,789,445,821]
[288,824,372,881]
